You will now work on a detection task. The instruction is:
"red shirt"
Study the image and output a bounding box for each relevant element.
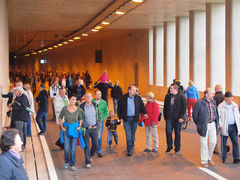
[140,101,159,126]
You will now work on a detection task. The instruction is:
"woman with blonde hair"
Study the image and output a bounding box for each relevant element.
[140,92,160,153]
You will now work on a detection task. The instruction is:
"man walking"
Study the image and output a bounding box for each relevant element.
[80,93,101,168]
[92,90,109,158]
[163,84,187,154]
[193,88,219,168]
[218,92,240,164]
[111,81,123,114]
[117,85,147,156]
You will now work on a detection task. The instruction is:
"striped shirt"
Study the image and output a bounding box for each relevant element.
[205,99,216,123]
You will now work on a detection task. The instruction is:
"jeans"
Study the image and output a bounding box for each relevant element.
[113,98,118,114]
[83,128,98,165]
[63,130,78,167]
[166,119,182,152]
[221,124,239,161]
[26,115,31,136]
[123,116,137,153]
[96,121,104,154]
[200,122,217,164]
[107,130,118,145]
[36,111,47,132]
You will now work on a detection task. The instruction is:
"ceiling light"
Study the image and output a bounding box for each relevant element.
[95,26,102,30]
[25,54,30,56]
[53,45,58,48]
[102,21,110,25]
[68,39,74,42]
[58,43,63,46]
[115,11,125,15]
[132,0,144,2]
[48,47,53,50]
[63,42,68,44]
[82,33,88,36]
[73,36,81,40]
[32,52,37,55]
[38,50,42,53]
[91,29,99,32]
[44,49,48,51]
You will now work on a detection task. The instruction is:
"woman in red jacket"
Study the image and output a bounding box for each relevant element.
[140,92,160,153]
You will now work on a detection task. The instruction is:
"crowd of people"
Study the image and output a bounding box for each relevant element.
[0,69,240,179]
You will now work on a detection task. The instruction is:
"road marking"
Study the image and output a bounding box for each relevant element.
[198,167,228,180]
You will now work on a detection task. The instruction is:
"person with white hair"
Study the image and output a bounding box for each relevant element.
[11,86,30,150]
[140,92,160,153]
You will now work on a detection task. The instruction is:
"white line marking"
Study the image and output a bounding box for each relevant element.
[198,167,228,180]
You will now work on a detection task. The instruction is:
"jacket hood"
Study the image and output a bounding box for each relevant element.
[187,86,196,93]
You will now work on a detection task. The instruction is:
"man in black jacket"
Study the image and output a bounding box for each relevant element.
[111,81,123,114]
[11,86,30,150]
[163,84,187,155]
[36,84,49,135]
[117,85,147,156]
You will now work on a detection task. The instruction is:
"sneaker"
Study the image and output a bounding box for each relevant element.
[233,159,239,164]
[71,166,76,171]
[175,151,181,155]
[165,148,172,154]
[90,157,92,162]
[152,149,158,153]
[127,152,132,156]
[144,148,151,152]
[202,163,208,168]
[64,163,68,169]
[208,160,214,166]
[109,144,112,148]
[98,153,103,158]
[86,164,91,168]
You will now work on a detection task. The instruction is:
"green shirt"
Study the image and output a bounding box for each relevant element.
[59,106,83,124]
[92,99,109,121]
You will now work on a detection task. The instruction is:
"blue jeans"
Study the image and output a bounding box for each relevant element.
[113,98,118,114]
[166,119,182,152]
[123,117,137,153]
[221,124,239,161]
[107,130,118,145]
[36,111,47,132]
[26,115,31,136]
[63,130,78,167]
[83,128,98,165]
[96,121,104,154]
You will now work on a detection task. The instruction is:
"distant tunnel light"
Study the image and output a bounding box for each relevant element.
[115,11,125,15]
[53,45,58,48]
[40,59,47,64]
[132,0,144,2]
[73,36,81,40]
[48,47,53,50]
[58,43,63,46]
[82,33,88,36]
[102,21,110,25]
[91,29,99,32]
[63,42,68,44]
[68,39,74,42]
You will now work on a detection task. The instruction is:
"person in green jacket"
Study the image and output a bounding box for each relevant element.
[92,90,109,157]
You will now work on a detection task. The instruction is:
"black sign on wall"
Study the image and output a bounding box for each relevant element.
[95,50,102,63]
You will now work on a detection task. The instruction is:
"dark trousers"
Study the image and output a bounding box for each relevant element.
[123,116,137,153]
[166,119,182,152]
[221,124,239,161]
[83,128,98,165]
[15,121,26,147]
[26,115,31,136]
[36,111,47,132]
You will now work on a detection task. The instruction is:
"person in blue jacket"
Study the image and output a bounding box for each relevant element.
[186,81,199,119]
[0,129,28,180]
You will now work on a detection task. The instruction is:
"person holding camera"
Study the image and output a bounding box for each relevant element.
[49,79,61,121]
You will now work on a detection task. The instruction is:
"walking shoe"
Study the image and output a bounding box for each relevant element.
[115,141,118,145]
[127,152,132,156]
[90,157,92,162]
[233,159,239,164]
[86,164,91,168]
[208,160,214,166]
[71,166,76,171]
[144,148,151,152]
[165,148,172,154]
[64,163,68,169]
[175,151,181,155]
[202,163,208,168]
[227,145,230,152]
[152,149,158,153]
[109,144,112,148]
[98,153,103,158]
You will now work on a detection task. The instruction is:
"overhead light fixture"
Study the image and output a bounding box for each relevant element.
[115,11,125,15]
[53,45,58,48]
[102,21,110,25]
[132,0,144,2]
[38,50,42,53]
[32,52,37,55]
[25,54,30,56]
[91,29,99,32]
[48,47,53,50]
[68,39,74,42]
[73,36,81,40]
[95,26,102,30]
[63,42,68,44]
[44,49,48,51]
[58,43,63,46]
[82,33,88,36]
